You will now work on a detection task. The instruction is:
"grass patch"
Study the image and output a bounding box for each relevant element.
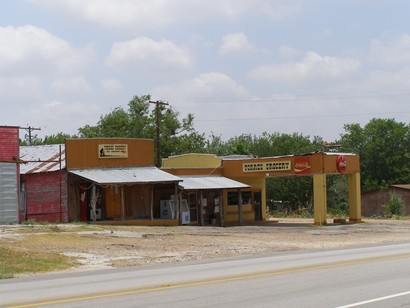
[0,245,78,279]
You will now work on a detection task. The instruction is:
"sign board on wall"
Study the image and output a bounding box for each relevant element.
[242,161,291,173]
[98,144,128,158]
[294,156,311,174]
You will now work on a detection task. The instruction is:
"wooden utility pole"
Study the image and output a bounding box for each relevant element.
[19,126,41,145]
[149,100,169,167]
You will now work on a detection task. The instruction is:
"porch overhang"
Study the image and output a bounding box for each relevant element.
[178,176,250,190]
[68,166,182,185]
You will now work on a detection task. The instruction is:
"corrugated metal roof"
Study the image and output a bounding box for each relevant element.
[69,167,182,185]
[179,176,250,190]
[20,144,65,174]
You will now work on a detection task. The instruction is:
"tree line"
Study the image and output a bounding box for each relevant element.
[21,95,410,215]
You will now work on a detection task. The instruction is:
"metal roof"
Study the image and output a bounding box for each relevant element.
[20,144,65,174]
[69,166,182,185]
[178,176,250,190]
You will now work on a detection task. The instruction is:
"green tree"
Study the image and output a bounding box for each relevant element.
[20,132,77,145]
[77,94,205,163]
[340,118,410,191]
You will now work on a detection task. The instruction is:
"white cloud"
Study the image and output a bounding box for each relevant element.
[277,45,300,59]
[0,76,41,99]
[20,99,103,137]
[50,76,92,93]
[219,32,257,56]
[106,37,193,72]
[100,78,124,92]
[30,0,303,30]
[369,34,410,69]
[0,25,92,75]
[154,72,249,101]
[249,51,360,83]
[152,72,254,137]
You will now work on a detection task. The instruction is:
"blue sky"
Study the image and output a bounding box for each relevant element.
[1,0,409,143]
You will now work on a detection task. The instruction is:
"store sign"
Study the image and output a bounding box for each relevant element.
[294,156,311,174]
[337,155,347,173]
[243,161,291,173]
[98,144,128,158]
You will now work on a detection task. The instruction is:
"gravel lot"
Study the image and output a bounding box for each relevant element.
[1,218,410,275]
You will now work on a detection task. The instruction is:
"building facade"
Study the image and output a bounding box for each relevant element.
[0,126,20,223]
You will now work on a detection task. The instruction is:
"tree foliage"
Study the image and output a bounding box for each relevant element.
[20,132,77,145]
[216,132,324,212]
[340,118,410,191]
[77,94,207,162]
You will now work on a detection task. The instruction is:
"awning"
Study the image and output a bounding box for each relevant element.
[69,166,182,185]
[178,176,250,190]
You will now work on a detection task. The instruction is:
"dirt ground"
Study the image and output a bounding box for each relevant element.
[1,218,410,275]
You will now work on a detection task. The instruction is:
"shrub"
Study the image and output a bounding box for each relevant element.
[383,195,404,218]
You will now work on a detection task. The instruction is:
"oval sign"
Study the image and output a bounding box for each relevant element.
[337,155,347,173]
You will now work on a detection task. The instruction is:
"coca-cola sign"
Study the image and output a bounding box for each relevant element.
[294,156,311,174]
[337,155,347,173]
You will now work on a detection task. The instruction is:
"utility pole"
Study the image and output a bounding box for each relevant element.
[149,100,169,167]
[19,126,41,145]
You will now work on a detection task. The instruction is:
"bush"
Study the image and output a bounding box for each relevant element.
[383,195,404,218]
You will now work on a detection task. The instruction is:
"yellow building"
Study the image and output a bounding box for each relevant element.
[163,152,361,226]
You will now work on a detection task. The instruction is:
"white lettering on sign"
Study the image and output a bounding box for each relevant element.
[98,144,128,158]
[243,161,291,173]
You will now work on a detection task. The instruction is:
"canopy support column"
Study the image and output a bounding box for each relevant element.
[348,172,362,222]
[313,173,327,225]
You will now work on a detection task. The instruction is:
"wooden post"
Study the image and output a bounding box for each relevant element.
[219,190,224,227]
[150,185,154,220]
[120,186,125,221]
[238,189,243,226]
[174,183,179,223]
[200,191,204,226]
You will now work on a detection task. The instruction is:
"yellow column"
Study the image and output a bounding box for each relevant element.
[313,173,327,225]
[348,172,362,222]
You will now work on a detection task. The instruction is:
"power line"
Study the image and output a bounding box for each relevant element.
[196,111,410,122]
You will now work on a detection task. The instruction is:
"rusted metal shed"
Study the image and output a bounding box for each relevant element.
[19,144,67,222]
[361,184,410,217]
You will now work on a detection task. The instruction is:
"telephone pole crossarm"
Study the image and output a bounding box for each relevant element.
[19,126,41,145]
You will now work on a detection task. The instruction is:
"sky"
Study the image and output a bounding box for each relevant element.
[1,0,409,143]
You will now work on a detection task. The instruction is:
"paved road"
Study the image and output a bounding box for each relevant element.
[1,242,410,307]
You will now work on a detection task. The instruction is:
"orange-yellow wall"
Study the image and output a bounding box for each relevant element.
[65,138,154,169]
[222,152,360,178]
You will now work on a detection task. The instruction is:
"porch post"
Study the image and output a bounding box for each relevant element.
[150,185,154,220]
[120,186,125,221]
[200,191,204,226]
[238,189,243,226]
[219,190,224,227]
[174,183,179,222]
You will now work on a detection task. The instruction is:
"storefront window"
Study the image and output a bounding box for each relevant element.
[228,191,252,206]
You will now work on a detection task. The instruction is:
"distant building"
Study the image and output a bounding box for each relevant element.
[361,185,410,217]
